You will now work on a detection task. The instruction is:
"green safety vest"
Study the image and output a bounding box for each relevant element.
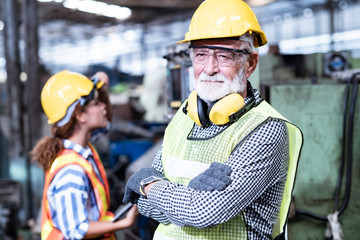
[154,100,303,240]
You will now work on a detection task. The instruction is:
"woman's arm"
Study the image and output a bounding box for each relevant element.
[85,205,138,237]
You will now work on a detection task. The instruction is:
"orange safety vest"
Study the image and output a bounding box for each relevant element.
[41,143,115,240]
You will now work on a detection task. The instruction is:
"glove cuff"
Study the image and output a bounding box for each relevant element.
[140,176,167,198]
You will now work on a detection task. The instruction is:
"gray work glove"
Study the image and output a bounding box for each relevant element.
[188,162,232,191]
[122,167,166,204]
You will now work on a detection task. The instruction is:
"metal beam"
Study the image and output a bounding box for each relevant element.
[23,0,41,220]
[1,0,25,158]
[103,0,203,8]
[23,0,41,151]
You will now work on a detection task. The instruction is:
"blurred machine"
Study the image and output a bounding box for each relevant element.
[260,51,360,240]
[163,43,194,116]
[0,180,21,240]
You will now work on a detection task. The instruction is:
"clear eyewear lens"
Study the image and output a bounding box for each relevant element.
[192,48,240,67]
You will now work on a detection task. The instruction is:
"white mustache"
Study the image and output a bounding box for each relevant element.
[198,72,228,82]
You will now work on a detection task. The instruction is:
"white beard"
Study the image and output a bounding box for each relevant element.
[194,69,247,102]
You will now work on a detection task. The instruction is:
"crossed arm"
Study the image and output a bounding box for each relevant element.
[136,120,288,228]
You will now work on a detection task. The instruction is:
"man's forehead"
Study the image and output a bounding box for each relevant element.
[192,38,243,48]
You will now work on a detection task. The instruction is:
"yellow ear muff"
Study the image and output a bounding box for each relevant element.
[186,91,245,126]
[187,91,202,126]
[208,93,244,125]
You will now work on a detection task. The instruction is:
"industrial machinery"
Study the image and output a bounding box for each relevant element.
[260,51,360,240]
[0,180,21,240]
[163,43,193,117]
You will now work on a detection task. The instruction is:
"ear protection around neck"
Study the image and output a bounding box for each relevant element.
[185,90,253,126]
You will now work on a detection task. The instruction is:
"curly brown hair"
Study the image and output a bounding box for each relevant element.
[31,104,81,172]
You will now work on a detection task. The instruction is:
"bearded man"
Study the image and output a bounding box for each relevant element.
[123,0,303,239]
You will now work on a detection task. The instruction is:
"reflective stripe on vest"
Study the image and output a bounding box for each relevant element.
[41,143,115,240]
[156,100,302,240]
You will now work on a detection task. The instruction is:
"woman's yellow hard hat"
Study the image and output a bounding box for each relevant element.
[41,70,103,125]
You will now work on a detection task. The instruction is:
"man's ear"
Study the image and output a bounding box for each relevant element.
[245,52,259,79]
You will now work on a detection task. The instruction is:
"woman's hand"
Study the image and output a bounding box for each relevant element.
[118,204,139,228]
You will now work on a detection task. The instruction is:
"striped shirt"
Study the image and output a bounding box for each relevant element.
[47,139,103,239]
[137,88,289,239]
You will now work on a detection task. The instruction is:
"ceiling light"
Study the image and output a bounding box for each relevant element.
[247,0,275,7]
[339,1,348,10]
[102,5,131,20]
[283,13,293,21]
[303,8,313,18]
[0,70,7,83]
[279,29,360,54]
[20,72,28,82]
[62,0,80,9]
[273,15,282,24]
[77,0,108,14]
[62,0,131,20]
[0,58,5,67]
[37,0,63,2]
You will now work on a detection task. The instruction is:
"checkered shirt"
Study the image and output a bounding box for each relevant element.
[137,88,289,239]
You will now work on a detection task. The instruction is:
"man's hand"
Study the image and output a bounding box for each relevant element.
[188,162,232,191]
[123,167,166,204]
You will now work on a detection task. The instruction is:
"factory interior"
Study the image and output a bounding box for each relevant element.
[1,0,360,239]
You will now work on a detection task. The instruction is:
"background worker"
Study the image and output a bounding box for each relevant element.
[31,70,138,239]
[123,0,303,239]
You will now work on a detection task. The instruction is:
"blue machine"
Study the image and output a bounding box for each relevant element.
[109,139,154,167]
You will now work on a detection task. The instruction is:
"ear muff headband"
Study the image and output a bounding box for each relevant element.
[197,95,211,126]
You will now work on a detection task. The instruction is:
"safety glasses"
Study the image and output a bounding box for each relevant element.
[189,44,250,67]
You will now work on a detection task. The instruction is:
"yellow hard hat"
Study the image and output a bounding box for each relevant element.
[178,0,267,47]
[41,70,103,125]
